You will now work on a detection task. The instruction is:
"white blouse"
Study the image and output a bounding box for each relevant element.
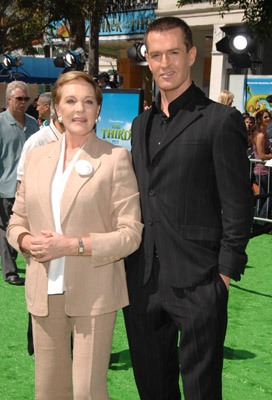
[48,135,83,294]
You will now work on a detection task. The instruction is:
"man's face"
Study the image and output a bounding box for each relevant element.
[36,97,49,119]
[8,87,30,116]
[145,27,196,98]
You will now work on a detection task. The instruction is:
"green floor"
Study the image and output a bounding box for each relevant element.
[0,234,271,399]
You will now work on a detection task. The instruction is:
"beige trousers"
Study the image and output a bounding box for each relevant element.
[32,293,116,400]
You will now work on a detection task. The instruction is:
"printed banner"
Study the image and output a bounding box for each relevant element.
[245,77,272,114]
[96,89,144,150]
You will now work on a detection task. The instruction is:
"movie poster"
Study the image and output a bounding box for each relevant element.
[245,77,272,114]
[96,89,144,151]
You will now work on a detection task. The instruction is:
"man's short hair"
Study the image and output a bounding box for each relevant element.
[38,92,52,106]
[6,81,29,101]
[144,17,193,53]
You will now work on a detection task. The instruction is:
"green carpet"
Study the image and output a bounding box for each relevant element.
[0,235,271,399]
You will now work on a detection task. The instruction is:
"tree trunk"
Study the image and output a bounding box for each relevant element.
[68,16,86,50]
[88,18,99,76]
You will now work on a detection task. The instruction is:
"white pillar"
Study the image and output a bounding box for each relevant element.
[209,25,228,101]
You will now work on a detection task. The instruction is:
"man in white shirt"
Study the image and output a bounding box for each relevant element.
[17,115,63,185]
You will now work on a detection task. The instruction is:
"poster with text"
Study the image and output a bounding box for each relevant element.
[96,89,144,151]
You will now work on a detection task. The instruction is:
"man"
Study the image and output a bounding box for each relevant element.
[36,92,52,127]
[0,81,39,285]
[17,111,63,185]
[123,17,254,400]
[97,72,111,89]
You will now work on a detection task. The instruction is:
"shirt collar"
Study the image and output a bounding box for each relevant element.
[152,82,196,117]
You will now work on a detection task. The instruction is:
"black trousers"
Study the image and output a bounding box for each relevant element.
[123,256,228,400]
[0,198,18,280]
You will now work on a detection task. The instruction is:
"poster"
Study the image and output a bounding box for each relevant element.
[96,89,144,151]
[245,77,272,114]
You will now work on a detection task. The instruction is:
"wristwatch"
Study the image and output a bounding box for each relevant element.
[78,238,84,255]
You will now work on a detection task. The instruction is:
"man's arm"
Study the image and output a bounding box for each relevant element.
[213,107,254,282]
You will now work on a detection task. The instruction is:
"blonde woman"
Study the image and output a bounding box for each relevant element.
[7,71,143,399]
[218,90,234,106]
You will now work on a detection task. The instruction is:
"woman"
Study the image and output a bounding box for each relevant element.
[217,90,234,106]
[251,109,272,225]
[7,71,143,399]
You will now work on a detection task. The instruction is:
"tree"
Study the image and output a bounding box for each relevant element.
[0,1,47,54]
[176,0,272,40]
[1,0,133,75]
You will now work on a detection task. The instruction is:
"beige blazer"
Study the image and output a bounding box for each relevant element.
[7,133,143,317]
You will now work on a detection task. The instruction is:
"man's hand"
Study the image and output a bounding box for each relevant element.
[219,274,231,291]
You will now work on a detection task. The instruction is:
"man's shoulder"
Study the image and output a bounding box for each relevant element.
[24,126,52,146]
[0,109,11,123]
[24,113,39,129]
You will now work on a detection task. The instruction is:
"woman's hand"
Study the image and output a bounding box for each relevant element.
[30,230,77,262]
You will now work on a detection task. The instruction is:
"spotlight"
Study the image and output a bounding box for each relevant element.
[127,43,147,64]
[0,52,22,70]
[54,47,86,71]
[216,25,256,68]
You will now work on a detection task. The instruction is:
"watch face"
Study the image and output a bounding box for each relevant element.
[78,239,84,255]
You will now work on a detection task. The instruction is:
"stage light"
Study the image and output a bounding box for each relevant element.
[216,25,256,68]
[54,47,86,72]
[0,52,22,70]
[127,43,147,64]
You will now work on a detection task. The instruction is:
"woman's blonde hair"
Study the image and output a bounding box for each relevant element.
[52,71,102,110]
[217,90,234,106]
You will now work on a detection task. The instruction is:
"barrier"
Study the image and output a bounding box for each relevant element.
[249,158,272,236]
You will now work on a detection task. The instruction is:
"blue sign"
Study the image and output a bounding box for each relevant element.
[96,89,144,150]
[99,10,156,36]
[48,10,156,39]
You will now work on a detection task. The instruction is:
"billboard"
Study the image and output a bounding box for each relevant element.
[96,89,144,151]
[245,77,272,114]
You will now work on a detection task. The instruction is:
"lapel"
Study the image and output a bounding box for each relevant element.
[36,138,62,229]
[139,84,207,165]
[137,108,154,168]
[60,132,101,225]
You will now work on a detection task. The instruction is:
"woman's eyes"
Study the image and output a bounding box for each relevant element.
[66,99,93,105]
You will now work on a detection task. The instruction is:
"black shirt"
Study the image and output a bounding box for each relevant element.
[148,83,195,160]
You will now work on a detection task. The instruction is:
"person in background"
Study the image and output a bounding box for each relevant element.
[17,109,64,187]
[218,89,234,106]
[36,92,52,127]
[0,81,39,285]
[123,17,253,400]
[251,109,272,227]
[243,113,255,158]
[97,72,111,89]
[7,70,143,399]
[26,97,39,120]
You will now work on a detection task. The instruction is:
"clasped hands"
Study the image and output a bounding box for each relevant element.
[29,230,70,262]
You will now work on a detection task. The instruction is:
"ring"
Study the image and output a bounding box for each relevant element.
[37,252,42,257]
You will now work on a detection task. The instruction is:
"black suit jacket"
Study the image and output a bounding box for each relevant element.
[126,84,254,288]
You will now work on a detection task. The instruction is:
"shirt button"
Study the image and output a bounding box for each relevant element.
[148,189,156,196]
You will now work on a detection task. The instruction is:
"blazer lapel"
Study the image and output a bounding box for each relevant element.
[137,109,154,168]
[36,138,63,230]
[60,133,101,226]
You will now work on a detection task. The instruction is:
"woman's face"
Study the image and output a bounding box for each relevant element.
[262,112,271,127]
[55,78,100,140]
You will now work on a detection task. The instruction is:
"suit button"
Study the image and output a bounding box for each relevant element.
[148,220,153,226]
[148,189,156,196]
